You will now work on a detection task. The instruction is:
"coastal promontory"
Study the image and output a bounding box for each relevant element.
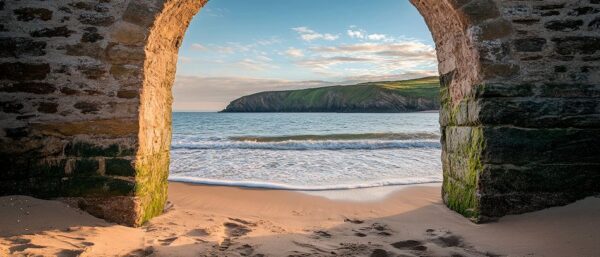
[222,77,440,113]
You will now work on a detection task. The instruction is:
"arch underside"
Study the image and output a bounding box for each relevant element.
[0,0,598,225]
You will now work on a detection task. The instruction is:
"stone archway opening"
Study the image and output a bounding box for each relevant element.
[1,0,598,226]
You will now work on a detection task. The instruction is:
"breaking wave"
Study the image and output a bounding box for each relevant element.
[171,139,440,151]
[230,132,439,142]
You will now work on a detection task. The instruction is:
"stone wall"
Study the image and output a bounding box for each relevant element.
[0,0,598,225]
[0,0,207,226]
[410,0,600,222]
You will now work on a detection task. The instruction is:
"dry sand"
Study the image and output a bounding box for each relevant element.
[1,182,599,257]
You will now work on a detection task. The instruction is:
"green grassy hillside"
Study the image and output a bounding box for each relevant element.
[222,76,440,113]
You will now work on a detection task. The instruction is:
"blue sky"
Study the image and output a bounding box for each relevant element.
[174,0,436,111]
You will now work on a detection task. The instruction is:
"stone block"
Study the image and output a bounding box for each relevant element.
[65,142,120,157]
[513,37,546,52]
[0,82,56,94]
[13,7,52,21]
[0,63,50,81]
[106,158,136,177]
[553,36,600,55]
[78,13,115,26]
[0,37,47,57]
[30,26,75,38]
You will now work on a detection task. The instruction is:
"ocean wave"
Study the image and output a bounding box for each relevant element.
[230,132,439,142]
[168,176,443,191]
[171,139,440,151]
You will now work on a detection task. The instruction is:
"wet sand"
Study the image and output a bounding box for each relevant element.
[1,182,599,256]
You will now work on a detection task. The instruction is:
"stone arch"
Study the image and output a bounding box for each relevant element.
[0,0,598,226]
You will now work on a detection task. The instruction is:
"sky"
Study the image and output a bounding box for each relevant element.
[173,0,437,111]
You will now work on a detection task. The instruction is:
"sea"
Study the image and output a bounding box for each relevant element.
[168,112,443,192]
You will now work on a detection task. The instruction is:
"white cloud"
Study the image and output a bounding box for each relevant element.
[295,40,437,76]
[284,47,304,58]
[347,29,365,39]
[297,56,372,69]
[310,41,436,60]
[215,46,236,54]
[236,57,278,71]
[203,7,228,17]
[178,56,193,64]
[191,43,207,51]
[292,27,339,42]
[367,34,387,41]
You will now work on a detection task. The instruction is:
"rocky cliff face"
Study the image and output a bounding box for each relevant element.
[223,77,440,113]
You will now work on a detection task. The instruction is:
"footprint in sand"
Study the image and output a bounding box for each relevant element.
[81,241,94,246]
[359,223,393,236]
[354,232,367,237]
[187,228,210,237]
[370,248,391,257]
[228,217,257,227]
[158,236,178,246]
[344,218,365,224]
[391,240,428,251]
[426,229,463,248]
[219,238,232,251]
[224,222,252,237]
[337,242,371,256]
[424,229,502,257]
[311,230,332,239]
[236,244,254,256]
[56,249,84,257]
[127,247,154,257]
[8,243,46,254]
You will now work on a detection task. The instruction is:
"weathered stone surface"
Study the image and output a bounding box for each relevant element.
[106,44,145,64]
[32,119,139,137]
[37,102,58,113]
[122,2,158,27]
[117,89,138,99]
[105,158,136,177]
[1,101,24,113]
[65,142,120,157]
[0,82,56,94]
[110,64,141,80]
[13,7,52,21]
[65,43,105,59]
[74,101,101,114]
[30,26,74,38]
[545,20,584,31]
[78,13,115,26]
[0,63,51,80]
[78,64,107,79]
[81,27,104,43]
[553,37,600,55]
[513,38,546,52]
[0,38,46,57]
[110,22,146,45]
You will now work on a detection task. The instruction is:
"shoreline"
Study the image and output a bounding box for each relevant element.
[1,182,599,256]
[167,176,442,195]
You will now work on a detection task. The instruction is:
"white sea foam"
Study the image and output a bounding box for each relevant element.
[168,176,442,191]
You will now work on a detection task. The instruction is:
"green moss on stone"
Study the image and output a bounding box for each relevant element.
[442,126,485,222]
[65,142,120,157]
[72,158,99,176]
[59,176,135,197]
[28,158,67,178]
[105,158,135,177]
[134,151,169,225]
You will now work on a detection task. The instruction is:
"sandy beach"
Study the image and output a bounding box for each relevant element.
[1,182,599,257]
